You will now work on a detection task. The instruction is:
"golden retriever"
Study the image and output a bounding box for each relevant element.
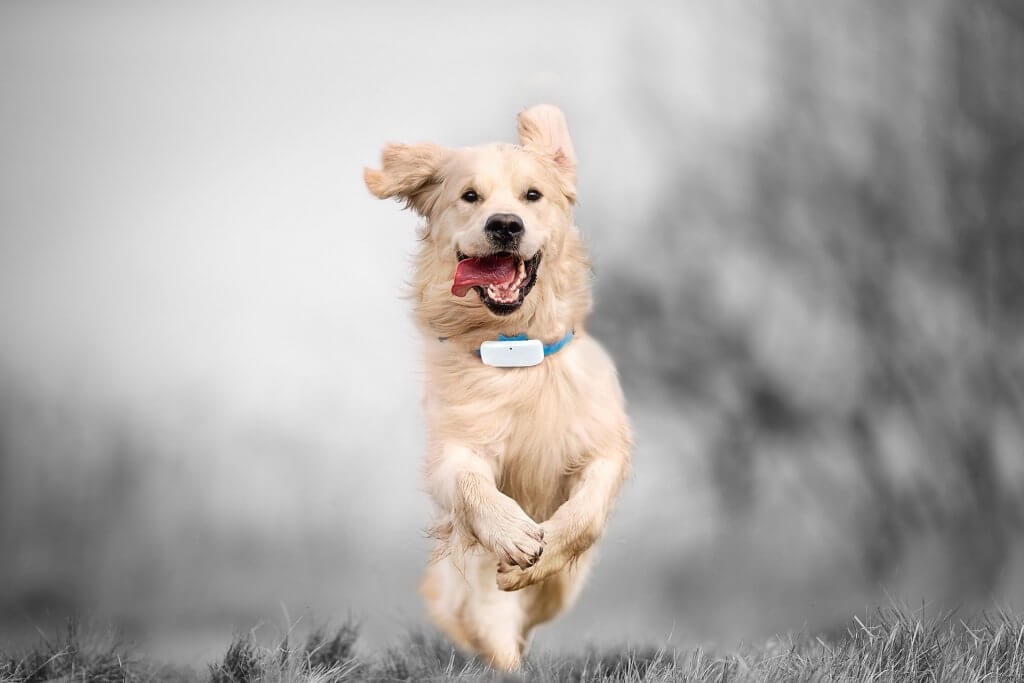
[364,105,631,671]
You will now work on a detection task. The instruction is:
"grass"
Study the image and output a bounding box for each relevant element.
[3,608,1024,682]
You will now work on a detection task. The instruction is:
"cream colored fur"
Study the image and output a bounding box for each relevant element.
[364,105,631,671]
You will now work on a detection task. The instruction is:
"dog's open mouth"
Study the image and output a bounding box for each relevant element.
[452,250,542,315]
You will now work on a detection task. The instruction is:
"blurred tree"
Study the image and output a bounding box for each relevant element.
[592,0,1024,606]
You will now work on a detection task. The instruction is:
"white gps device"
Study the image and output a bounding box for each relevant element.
[479,339,545,368]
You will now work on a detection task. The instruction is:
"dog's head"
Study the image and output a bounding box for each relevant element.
[364,105,590,340]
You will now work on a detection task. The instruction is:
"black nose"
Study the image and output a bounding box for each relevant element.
[484,213,524,246]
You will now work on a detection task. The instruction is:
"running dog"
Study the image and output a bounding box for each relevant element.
[364,105,631,670]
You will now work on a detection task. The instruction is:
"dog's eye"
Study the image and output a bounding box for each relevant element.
[525,188,542,202]
[461,189,479,203]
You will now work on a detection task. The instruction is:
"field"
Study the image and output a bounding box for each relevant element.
[2,2,1024,682]
[3,608,1024,682]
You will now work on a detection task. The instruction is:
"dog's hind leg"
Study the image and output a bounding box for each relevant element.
[422,548,528,671]
[521,548,593,640]
[465,550,530,670]
[421,556,474,652]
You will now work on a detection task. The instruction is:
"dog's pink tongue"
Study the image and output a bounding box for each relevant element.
[452,255,518,297]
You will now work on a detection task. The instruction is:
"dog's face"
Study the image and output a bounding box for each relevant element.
[365,105,588,335]
[434,144,570,315]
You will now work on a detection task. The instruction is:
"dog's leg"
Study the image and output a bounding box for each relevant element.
[428,443,545,570]
[423,546,530,671]
[496,450,628,592]
[519,550,594,642]
[472,594,527,671]
[420,556,474,652]
[462,548,529,671]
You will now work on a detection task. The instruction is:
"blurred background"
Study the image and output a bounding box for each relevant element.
[1,0,1023,665]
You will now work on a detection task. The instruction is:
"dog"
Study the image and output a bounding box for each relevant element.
[364,105,631,671]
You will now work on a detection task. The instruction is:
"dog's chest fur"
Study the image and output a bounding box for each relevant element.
[424,335,622,520]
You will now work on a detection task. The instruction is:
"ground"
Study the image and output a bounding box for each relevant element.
[2,607,1023,682]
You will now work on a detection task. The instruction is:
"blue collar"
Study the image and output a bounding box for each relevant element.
[438,329,575,361]
[493,330,574,356]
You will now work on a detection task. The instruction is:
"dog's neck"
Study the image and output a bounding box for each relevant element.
[434,324,582,357]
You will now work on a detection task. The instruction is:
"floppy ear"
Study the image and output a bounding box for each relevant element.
[517,104,577,202]
[364,143,447,215]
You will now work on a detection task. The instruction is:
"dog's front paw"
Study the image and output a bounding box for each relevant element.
[496,555,554,591]
[496,561,531,591]
[474,497,545,571]
[496,523,563,591]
